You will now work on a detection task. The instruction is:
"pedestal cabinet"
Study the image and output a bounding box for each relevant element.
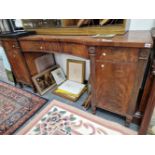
[1,38,33,87]
[89,46,151,126]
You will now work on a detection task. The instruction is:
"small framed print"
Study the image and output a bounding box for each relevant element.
[51,68,66,85]
[67,59,85,83]
[32,66,57,95]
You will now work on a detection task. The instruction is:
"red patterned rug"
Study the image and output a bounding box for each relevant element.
[0,81,47,135]
[18,100,137,135]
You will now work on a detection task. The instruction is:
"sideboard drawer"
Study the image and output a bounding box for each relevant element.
[3,42,32,85]
[2,39,20,51]
[20,41,45,52]
[45,42,62,52]
[96,47,139,62]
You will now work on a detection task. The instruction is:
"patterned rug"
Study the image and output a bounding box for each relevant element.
[0,81,47,135]
[18,100,137,135]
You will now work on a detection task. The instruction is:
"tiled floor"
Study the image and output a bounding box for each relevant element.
[16,84,139,133]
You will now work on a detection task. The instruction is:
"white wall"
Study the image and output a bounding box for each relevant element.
[129,19,155,30]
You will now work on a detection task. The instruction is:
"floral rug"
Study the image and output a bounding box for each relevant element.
[0,81,47,135]
[18,100,137,135]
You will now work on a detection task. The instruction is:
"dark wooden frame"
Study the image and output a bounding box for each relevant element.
[32,66,57,95]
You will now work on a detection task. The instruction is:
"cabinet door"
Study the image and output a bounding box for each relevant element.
[95,61,138,115]
[5,48,32,85]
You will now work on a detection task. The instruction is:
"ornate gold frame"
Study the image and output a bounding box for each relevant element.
[22,20,127,35]
[67,59,85,83]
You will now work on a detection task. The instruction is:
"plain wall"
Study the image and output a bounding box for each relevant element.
[129,19,155,30]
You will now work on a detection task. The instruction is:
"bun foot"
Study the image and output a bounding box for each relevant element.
[125,116,132,127]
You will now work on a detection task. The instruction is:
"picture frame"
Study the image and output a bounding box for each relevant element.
[51,68,66,85]
[67,59,85,83]
[32,66,58,95]
[35,54,56,73]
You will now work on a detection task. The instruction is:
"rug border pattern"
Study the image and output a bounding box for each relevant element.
[17,100,137,135]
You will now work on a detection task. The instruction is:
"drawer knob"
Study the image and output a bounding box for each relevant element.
[40,46,43,50]
[102,52,106,56]
[101,64,105,68]
[12,44,19,48]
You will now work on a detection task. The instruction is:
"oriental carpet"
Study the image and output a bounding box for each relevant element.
[0,81,47,135]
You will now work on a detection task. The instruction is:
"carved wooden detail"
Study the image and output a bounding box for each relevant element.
[88,46,96,113]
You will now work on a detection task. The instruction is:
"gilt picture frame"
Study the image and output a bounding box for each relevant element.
[67,59,85,83]
[32,66,58,95]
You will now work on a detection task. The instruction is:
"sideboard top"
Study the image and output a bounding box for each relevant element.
[19,31,153,48]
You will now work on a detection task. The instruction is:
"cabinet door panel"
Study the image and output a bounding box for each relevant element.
[95,61,137,115]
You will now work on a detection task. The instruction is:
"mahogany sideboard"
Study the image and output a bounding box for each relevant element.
[0,31,153,128]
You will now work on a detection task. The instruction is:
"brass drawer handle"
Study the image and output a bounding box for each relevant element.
[138,57,148,60]
[152,62,155,76]
[40,46,43,50]
[101,64,105,68]
[102,52,106,56]
[12,44,19,49]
